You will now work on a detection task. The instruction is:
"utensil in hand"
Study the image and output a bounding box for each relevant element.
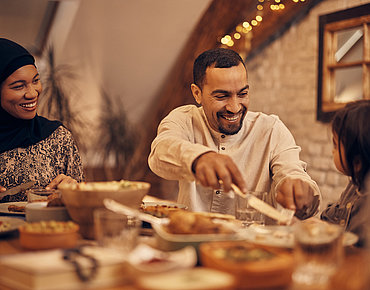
[0,181,35,200]
[235,190,267,226]
[103,198,169,225]
[230,183,295,225]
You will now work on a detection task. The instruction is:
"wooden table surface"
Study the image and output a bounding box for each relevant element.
[0,213,369,290]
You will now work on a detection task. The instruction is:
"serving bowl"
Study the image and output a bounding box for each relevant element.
[25,202,70,222]
[58,180,150,239]
[199,241,294,289]
[19,221,79,250]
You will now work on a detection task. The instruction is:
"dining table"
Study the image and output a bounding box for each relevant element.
[0,197,369,290]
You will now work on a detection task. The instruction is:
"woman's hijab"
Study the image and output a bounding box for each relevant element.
[0,38,61,154]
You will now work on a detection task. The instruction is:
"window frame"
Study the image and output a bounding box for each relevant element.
[317,3,370,122]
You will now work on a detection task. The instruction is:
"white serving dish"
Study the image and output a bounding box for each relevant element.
[152,223,243,252]
[25,202,70,222]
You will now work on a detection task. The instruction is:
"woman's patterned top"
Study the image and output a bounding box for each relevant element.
[0,126,84,202]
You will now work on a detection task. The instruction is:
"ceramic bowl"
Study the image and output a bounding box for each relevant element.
[19,221,79,250]
[59,180,150,239]
[199,241,294,289]
[25,202,70,222]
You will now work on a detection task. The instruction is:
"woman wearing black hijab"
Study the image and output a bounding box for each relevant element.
[0,38,84,202]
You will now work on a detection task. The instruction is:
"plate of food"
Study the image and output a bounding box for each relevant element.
[199,241,294,289]
[140,201,188,218]
[153,210,242,251]
[0,202,27,215]
[239,225,358,248]
[0,216,25,236]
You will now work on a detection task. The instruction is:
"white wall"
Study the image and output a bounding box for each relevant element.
[48,0,210,164]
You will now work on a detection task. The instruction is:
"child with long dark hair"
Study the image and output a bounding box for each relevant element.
[321,99,370,247]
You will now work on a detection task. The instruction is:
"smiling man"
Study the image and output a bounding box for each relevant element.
[148,48,320,219]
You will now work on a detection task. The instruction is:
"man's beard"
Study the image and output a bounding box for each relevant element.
[218,121,243,135]
[217,109,246,135]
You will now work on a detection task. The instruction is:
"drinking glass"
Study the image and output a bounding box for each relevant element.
[235,191,267,227]
[291,221,344,288]
[94,208,141,254]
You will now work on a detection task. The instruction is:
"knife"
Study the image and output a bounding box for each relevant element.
[230,183,295,225]
[0,181,36,200]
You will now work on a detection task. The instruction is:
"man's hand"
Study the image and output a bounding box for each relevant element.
[276,177,315,211]
[192,152,247,193]
[46,174,78,190]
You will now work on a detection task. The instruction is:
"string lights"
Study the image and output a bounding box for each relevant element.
[219,0,306,48]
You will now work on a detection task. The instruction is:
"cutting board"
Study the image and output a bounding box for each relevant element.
[0,246,130,290]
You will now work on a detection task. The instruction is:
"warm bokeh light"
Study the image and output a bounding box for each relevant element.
[242,25,253,33]
[226,40,234,47]
[242,21,250,28]
[219,0,306,47]
[234,32,241,39]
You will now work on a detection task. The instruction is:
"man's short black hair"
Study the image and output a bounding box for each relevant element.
[193,48,246,89]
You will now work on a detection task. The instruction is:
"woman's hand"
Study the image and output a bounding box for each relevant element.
[46,174,77,190]
[0,185,6,192]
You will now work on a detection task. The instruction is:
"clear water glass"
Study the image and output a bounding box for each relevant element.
[291,221,344,288]
[235,191,266,227]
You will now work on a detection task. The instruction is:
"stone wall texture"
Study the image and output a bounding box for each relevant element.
[247,0,369,210]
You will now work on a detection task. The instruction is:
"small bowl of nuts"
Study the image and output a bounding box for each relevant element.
[19,220,79,250]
